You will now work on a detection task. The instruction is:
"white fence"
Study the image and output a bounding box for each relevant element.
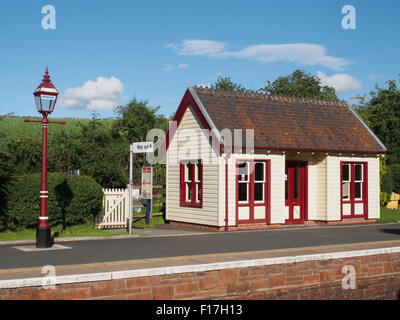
[96,188,129,229]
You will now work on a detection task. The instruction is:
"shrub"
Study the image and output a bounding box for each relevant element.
[6,173,103,230]
[381,172,393,191]
[380,192,388,207]
[391,163,400,194]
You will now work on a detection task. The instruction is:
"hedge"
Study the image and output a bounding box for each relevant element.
[5,173,103,231]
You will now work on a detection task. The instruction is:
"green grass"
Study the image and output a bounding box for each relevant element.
[0,224,127,242]
[132,213,165,229]
[377,207,400,223]
[0,116,115,139]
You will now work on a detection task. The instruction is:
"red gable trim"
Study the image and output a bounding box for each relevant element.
[161,89,221,155]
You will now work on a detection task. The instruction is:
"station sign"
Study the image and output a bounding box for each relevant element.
[141,167,153,200]
[130,142,153,153]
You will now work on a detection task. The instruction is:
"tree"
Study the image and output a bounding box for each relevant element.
[6,135,42,175]
[114,98,170,185]
[114,98,163,142]
[0,126,12,231]
[212,76,247,92]
[259,70,338,101]
[357,79,400,165]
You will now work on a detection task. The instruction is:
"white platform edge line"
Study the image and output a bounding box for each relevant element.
[1,246,400,289]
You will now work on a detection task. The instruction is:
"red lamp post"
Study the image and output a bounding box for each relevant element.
[24,68,65,248]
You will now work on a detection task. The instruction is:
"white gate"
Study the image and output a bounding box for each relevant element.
[96,188,129,229]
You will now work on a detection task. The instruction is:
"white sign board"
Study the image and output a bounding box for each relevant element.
[130,142,153,153]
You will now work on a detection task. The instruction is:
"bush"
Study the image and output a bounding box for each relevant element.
[391,163,400,194]
[380,192,388,207]
[381,174,393,195]
[380,173,393,207]
[6,173,103,231]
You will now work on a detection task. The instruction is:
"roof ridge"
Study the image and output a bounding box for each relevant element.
[191,85,347,108]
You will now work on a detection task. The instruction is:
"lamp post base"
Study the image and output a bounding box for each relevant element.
[36,226,52,248]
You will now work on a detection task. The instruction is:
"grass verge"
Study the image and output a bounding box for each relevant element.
[0,224,127,242]
[132,213,165,229]
[377,207,400,223]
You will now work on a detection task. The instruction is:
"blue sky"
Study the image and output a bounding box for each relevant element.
[0,0,399,118]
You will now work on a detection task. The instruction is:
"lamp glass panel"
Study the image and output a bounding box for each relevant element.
[34,95,41,112]
[40,95,56,112]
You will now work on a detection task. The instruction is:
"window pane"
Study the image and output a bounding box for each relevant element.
[196,163,202,181]
[186,163,192,181]
[355,164,363,181]
[342,164,350,182]
[238,183,248,202]
[342,182,350,199]
[294,167,299,200]
[355,182,362,199]
[255,183,264,201]
[186,183,192,201]
[255,162,264,181]
[196,183,201,202]
[238,162,249,182]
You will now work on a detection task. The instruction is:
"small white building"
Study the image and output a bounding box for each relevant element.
[163,87,387,231]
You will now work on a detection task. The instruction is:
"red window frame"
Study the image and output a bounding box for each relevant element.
[180,160,203,208]
[340,161,368,220]
[235,159,271,224]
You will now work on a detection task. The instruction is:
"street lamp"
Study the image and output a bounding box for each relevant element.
[24,67,65,248]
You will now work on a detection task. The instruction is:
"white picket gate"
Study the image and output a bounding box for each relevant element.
[96,188,129,229]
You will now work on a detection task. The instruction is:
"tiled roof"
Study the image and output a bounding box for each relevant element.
[191,86,386,153]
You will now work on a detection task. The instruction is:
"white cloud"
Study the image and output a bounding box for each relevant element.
[162,63,189,72]
[59,76,124,111]
[168,40,350,71]
[317,71,362,93]
[176,40,227,57]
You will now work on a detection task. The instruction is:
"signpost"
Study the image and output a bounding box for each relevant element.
[129,142,153,235]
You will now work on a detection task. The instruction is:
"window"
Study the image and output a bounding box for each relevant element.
[238,161,249,202]
[180,160,202,207]
[354,164,363,200]
[342,162,365,202]
[236,159,269,223]
[341,162,367,219]
[342,164,350,200]
[254,162,265,202]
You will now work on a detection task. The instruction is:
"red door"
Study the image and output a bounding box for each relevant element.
[285,161,307,224]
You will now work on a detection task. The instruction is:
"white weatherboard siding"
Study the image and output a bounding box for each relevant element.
[326,155,380,221]
[307,158,317,221]
[269,154,286,224]
[316,157,327,221]
[166,106,220,226]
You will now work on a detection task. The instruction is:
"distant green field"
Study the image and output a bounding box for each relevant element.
[0,116,115,139]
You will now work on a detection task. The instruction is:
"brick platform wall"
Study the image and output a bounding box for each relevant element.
[1,252,400,300]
